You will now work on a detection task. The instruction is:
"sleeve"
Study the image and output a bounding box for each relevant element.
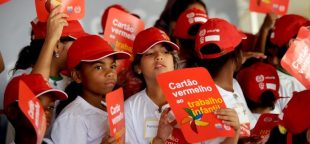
[51,114,88,144]
[11,68,32,78]
[124,101,139,144]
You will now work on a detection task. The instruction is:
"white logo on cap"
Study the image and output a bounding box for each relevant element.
[188,18,194,24]
[200,37,204,44]
[186,12,195,18]
[199,29,206,37]
[266,83,277,90]
[74,6,81,13]
[207,29,220,33]
[256,75,264,83]
[259,83,265,90]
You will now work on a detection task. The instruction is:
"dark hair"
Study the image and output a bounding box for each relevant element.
[197,44,243,77]
[154,0,207,36]
[245,90,276,112]
[177,38,200,68]
[13,37,74,73]
[55,64,82,116]
[131,43,179,88]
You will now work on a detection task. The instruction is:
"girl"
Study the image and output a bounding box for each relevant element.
[51,35,130,144]
[125,27,239,144]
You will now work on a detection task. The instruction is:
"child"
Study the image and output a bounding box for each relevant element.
[173,8,208,68]
[195,18,260,143]
[266,90,310,144]
[125,27,239,144]
[3,74,68,144]
[266,14,309,111]
[51,35,130,144]
[237,62,280,115]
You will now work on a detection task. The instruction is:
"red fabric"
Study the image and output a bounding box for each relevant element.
[195,18,246,59]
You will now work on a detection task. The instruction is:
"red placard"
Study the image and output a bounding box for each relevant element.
[106,88,125,144]
[157,67,234,143]
[281,26,310,89]
[35,0,84,22]
[249,0,289,15]
[251,114,279,137]
[18,80,46,144]
[0,0,9,5]
[103,8,144,73]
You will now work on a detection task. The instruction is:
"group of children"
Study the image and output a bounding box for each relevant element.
[2,0,310,144]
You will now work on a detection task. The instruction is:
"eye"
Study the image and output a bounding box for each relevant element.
[46,105,55,112]
[144,52,154,56]
[95,65,103,70]
[111,63,117,69]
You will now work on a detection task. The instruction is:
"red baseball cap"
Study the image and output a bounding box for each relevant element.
[67,35,131,69]
[100,4,127,34]
[280,90,310,134]
[195,18,246,59]
[133,27,179,56]
[237,62,280,103]
[270,14,310,47]
[174,8,208,39]
[3,74,68,109]
[31,19,88,40]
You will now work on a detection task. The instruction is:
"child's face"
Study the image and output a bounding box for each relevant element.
[37,94,56,128]
[79,56,117,95]
[139,44,174,80]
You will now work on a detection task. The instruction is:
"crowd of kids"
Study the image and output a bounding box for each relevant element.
[2,0,310,144]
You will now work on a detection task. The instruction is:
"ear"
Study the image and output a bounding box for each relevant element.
[134,65,142,75]
[71,69,82,83]
[307,129,310,143]
[54,41,64,54]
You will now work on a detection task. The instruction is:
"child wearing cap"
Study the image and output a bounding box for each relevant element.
[124,27,181,144]
[266,90,310,144]
[237,62,280,115]
[51,35,130,144]
[173,8,208,68]
[195,18,263,143]
[3,74,68,144]
[12,6,88,91]
[265,14,309,112]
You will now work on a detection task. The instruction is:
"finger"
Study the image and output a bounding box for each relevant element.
[107,137,117,143]
[169,120,177,126]
[49,5,62,17]
[50,13,69,21]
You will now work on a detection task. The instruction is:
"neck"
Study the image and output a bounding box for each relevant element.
[81,89,106,111]
[145,79,167,108]
[15,129,37,144]
[213,60,235,92]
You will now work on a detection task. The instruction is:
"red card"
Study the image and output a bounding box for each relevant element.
[35,0,84,22]
[103,8,144,73]
[0,0,9,5]
[106,88,125,144]
[157,67,234,143]
[18,80,46,144]
[281,26,310,89]
[251,114,279,137]
[249,0,289,15]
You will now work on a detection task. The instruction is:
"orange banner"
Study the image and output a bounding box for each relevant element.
[157,67,234,143]
[249,0,289,15]
[281,27,310,89]
[106,88,125,144]
[18,80,46,144]
[35,0,84,22]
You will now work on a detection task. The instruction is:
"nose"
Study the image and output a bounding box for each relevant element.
[106,69,116,78]
[155,52,164,61]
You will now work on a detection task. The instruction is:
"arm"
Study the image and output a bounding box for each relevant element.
[254,13,277,53]
[31,5,68,80]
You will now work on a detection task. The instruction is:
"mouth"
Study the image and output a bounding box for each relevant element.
[154,63,166,69]
[104,80,116,87]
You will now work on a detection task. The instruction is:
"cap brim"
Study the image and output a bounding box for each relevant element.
[68,32,91,40]
[36,89,68,101]
[81,51,131,63]
[138,40,180,54]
